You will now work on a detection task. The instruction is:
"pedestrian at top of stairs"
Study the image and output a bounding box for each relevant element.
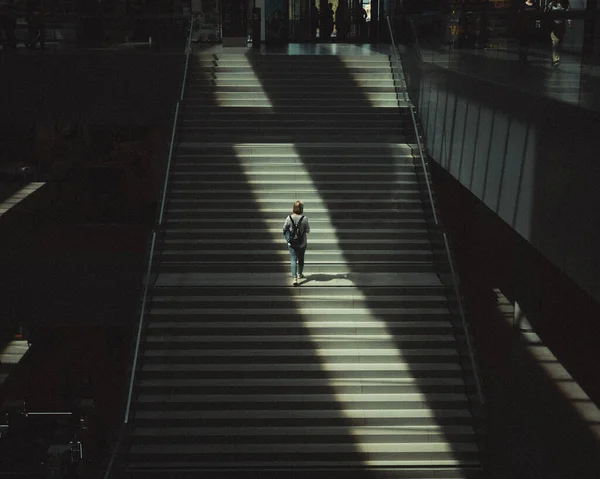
[283,200,310,286]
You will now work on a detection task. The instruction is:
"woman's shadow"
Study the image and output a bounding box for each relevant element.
[297,273,349,285]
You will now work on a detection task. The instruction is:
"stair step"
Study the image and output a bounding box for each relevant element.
[178,122,405,130]
[182,102,407,109]
[171,172,416,180]
[142,336,458,346]
[172,161,416,169]
[153,263,440,274]
[165,203,423,212]
[146,321,453,332]
[160,239,430,248]
[182,107,409,114]
[188,84,398,93]
[174,158,416,165]
[179,120,405,128]
[177,134,411,142]
[142,347,457,357]
[130,425,476,443]
[128,440,477,456]
[187,78,396,84]
[157,254,435,264]
[160,236,430,244]
[168,195,423,204]
[133,408,472,420]
[125,461,480,471]
[192,56,391,63]
[164,219,428,227]
[168,179,420,187]
[174,141,416,152]
[137,391,467,403]
[195,65,394,71]
[149,291,448,300]
[137,376,466,387]
[161,231,430,241]
[164,213,428,222]
[185,92,401,101]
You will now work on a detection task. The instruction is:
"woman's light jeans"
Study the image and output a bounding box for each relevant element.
[288,245,306,277]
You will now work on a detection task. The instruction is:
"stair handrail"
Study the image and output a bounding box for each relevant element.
[158,15,194,225]
[102,15,195,479]
[385,15,485,408]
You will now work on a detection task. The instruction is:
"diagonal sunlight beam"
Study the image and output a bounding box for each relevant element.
[0,182,46,218]
[214,57,274,109]
[339,57,401,107]
[234,143,459,461]
[495,288,600,440]
[233,142,342,265]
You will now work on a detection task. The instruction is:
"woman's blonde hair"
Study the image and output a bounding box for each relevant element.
[293,200,304,215]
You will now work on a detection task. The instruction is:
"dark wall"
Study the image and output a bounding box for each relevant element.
[432,162,600,477]
[432,160,600,404]
[0,52,183,329]
[0,53,183,470]
[408,58,600,304]
[0,52,186,125]
[0,183,152,329]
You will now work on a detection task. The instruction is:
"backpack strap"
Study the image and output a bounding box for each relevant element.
[289,215,304,229]
[288,215,304,240]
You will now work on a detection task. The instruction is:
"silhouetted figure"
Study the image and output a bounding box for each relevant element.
[147,0,169,50]
[266,9,284,44]
[516,0,539,63]
[0,0,18,50]
[319,2,334,41]
[335,1,350,41]
[476,3,490,48]
[546,0,571,66]
[310,4,319,41]
[355,1,367,41]
[26,0,46,50]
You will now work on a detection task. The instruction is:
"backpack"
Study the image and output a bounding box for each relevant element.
[286,215,304,247]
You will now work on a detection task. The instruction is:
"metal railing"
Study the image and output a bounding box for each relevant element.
[386,15,485,408]
[102,15,194,479]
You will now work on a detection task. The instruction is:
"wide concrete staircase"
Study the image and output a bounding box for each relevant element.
[119,52,483,478]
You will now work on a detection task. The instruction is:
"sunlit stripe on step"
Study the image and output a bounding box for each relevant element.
[131,424,475,436]
[525,342,600,441]
[200,93,399,107]
[0,182,45,217]
[213,57,273,110]
[229,142,413,156]
[236,144,455,461]
[140,377,466,387]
